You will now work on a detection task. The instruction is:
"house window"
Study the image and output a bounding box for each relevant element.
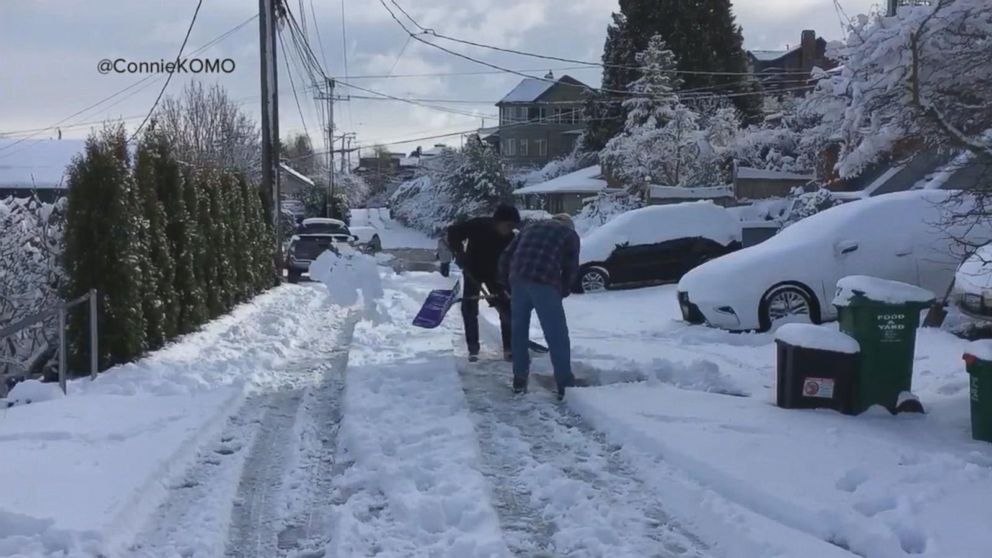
[503,138,517,156]
[517,106,528,121]
[553,108,564,123]
[500,107,510,125]
[519,139,529,156]
[535,139,547,157]
[528,106,541,122]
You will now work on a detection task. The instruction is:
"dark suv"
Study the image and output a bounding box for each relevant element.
[285,218,356,283]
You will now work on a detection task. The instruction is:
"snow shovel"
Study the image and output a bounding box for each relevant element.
[412,279,462,329]
[923,277,955,328]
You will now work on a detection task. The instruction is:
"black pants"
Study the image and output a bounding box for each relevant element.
[461,277,512,355]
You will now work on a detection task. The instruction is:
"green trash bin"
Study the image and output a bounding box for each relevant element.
[833,276,935,414]
[964,342,992,443]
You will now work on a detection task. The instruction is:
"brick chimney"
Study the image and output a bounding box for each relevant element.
[800,30,817,72]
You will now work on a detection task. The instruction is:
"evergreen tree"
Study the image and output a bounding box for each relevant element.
[176,168,208,332]
[134,130,179,348]
[63,125,147,368]
[222,172,250,304]
[584,12,637,150]
[587,0,761,148]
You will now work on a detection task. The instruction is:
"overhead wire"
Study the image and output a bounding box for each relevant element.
[128,0,206,142]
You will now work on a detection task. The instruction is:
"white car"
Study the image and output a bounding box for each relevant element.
[953,243,992,321]
[678,190,989,331]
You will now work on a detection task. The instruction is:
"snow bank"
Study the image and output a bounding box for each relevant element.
[580,201,741,263]
[834,275,935,306]
[513,165,607,195]
[569,383,992,558]
[775,323,860,354]
[5,379,65,406]
[0,284,350,556]
[332,273,508,557]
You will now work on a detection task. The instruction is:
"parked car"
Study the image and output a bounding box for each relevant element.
[576,202,742,293]
[678,190,990,332]
[350,225,383,254]
[953,243,992,321]
[285,218,355,283]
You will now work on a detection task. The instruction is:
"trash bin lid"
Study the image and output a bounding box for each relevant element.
[833,275,935,307]
[964,340,992,362]
[774,323,861,354]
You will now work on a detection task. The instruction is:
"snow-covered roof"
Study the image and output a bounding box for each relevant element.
[735,166,814,182]
[749,49,792,62]
[499,78,554,104]
[279,162,315,187]
[649,185,734,200]
[302,217,346,227]
[0,139,86,189]
[513,165,607,195]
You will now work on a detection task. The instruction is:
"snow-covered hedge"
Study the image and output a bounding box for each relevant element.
[573,191,644,235]
[1,196,66,386]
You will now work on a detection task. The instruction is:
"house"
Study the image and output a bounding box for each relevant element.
[0,138,85,202]
[494,73,592,168]
[747,30,836,92]
[733,166,814,199]
[648,185,735,206]
[513,165,617,214]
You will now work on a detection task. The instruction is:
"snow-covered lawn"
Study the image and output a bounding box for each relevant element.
[350,207,436,249]
[486,285,992,557]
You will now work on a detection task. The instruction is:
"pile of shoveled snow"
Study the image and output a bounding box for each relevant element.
[310,245,385,320]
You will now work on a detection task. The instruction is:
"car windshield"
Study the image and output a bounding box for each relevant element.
[298,223,348,235]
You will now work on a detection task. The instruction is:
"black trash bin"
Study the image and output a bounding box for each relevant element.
[775,323,861,415]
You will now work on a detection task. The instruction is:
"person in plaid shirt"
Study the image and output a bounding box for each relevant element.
[498,213,581,398]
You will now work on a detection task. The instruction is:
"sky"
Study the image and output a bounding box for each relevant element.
[0,0,881,161]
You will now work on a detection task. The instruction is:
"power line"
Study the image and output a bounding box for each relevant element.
[331,65,602,80]
[129,0,206,142]
[0,13,258,151]
[388,0,816,79]
[279,29,313,142]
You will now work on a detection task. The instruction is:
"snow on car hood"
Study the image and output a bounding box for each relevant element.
[956,243,992,291]
[579,201,741,264]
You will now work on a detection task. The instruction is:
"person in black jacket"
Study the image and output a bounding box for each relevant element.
[445,204,521,361]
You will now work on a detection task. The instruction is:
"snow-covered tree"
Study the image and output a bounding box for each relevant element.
[448,135,513,217]
[601,37,720,193]
[804,1,992,181]
[782,186,842,227]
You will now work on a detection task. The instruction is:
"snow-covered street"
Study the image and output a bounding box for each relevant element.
[3,258,992,557]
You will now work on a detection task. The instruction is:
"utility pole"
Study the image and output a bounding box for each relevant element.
[314,79,350,218]
[887,0,898,16]
[259,0,281,264]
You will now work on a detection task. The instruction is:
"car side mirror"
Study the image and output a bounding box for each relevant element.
[835,240,859,256]
[351,235,360,242]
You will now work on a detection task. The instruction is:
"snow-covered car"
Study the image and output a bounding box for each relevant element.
[953,243,992,320]
[576,202,742,293]
[285,218,356,283]
[678,190,990,332]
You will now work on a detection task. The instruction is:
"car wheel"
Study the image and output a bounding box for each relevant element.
[580,267,610,293]
[287,270,301,284]
[371,235,382,253]
[759,283,819,331]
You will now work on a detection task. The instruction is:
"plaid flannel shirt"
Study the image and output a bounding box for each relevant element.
[499,219,580,294]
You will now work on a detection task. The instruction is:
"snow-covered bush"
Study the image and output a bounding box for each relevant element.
[515,139,598,187]
[781,186,842,227]
[0,195,66,385]
[573,191,644,235]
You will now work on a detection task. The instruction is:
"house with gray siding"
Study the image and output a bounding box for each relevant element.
[495,73,591,168]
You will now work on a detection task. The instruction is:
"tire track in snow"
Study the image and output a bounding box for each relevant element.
[224,315,356,558]
[459,357,709,558]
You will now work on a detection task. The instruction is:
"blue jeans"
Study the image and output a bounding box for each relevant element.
[510,279,574,389]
